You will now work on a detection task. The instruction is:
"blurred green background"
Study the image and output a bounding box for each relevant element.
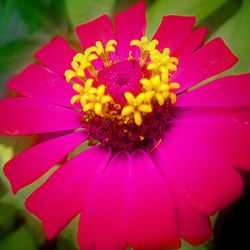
[0,0,249,249]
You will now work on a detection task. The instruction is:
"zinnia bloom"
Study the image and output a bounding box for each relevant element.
[1,1,250,249]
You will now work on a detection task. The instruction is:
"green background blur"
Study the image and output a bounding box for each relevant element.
[0,0,249,249]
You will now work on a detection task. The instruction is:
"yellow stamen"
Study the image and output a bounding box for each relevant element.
[130,36,159,66]
[66,36,181,127]
[148,48,179,76]
[94,40,117,67]
[140,74,180,106]
[121,92,152,126]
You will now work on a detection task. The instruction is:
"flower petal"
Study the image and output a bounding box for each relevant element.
[171,186,212,245]
[126,150,181,250]
[4,131,86,194]
[153,15,196,54]
[25,146,111,239]
[0,98,81,135]
[76,14,115,50]
[177,74,250,107]
[7,64,78,108]
[172,107,250,170]
[172,38,238,92]
[174,27,207,61]
[78,152,130,250]
[153,125,243,215]
[114,1,146,60]
[151,149,212,245]
[34,37,76,76]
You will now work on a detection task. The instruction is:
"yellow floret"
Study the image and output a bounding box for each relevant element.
[121,92,152,126]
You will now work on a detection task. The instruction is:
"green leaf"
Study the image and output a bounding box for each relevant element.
[0,178,8,198]
[65,0,116,28]
[0,226,37,250]
[16,0,58,33]
[0,203,18,236]
[0,39,37,72]
[146,0,229,37]
[180,241,210,250]
[211,0,250,73]
[0,0,16,39]
[0,38,46,96]
[56,235,79,250]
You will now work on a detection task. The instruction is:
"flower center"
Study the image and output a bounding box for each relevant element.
[98,60,143,105]
[65,36,180,151]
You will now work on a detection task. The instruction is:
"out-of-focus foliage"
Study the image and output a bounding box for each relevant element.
[65,0,116,28]
[0,0,70,98]
[0,0,249,249]
[212,0,250,73]
[146,0,229,37]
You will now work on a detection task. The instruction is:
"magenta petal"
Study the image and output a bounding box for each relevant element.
[7,64,78,108]
[0,98,81,135]
[4,131,86,194]
[153,15,196,54]
[177,74,250,107]
[153,126,243,215]
[175,27,206,61]
[76,15,115,50]
[172,109,250,170]
[172,38,238,92]
[126,150,181,250]
[34,37,76,76]
[114,1,146,60]
[171,186,212,245]
[25,146,111,239]
[150,150,212,245]
[78,152,130,250]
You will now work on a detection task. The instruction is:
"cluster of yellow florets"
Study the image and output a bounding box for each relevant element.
[121,36,180,125]
[65,37,180,126]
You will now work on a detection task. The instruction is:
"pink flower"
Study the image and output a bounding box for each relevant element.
[1,1,250,249]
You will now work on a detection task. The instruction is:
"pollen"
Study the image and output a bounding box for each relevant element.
[65,37,180,150]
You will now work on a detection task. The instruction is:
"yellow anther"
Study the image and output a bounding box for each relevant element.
[130,36,158,53]
[70,78,95,106]
[97,85,105,97]
[65,69,77,82]
[105,40,117,53]
[155,93,164,106]
[122,92,152,126]
[141,36,148,44]
[169,93,177,104]
[70,95,81,105]
[121,106,135,116]
[93,39,117,66]
[148,48,179,75]
[169,82,180,89]
[85,46,97,55]
[140,75,180,106]
[77,84,113,116]
[65,49,99,82]
[83,103,95,112]
[130,36,159,66]
[94,40,117,55]
[138,104,152,113]
[94,103,103,115]
[85,78,94,89]
[134,111,142,126]
[95,41,105,55]
[72,83,84,93]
